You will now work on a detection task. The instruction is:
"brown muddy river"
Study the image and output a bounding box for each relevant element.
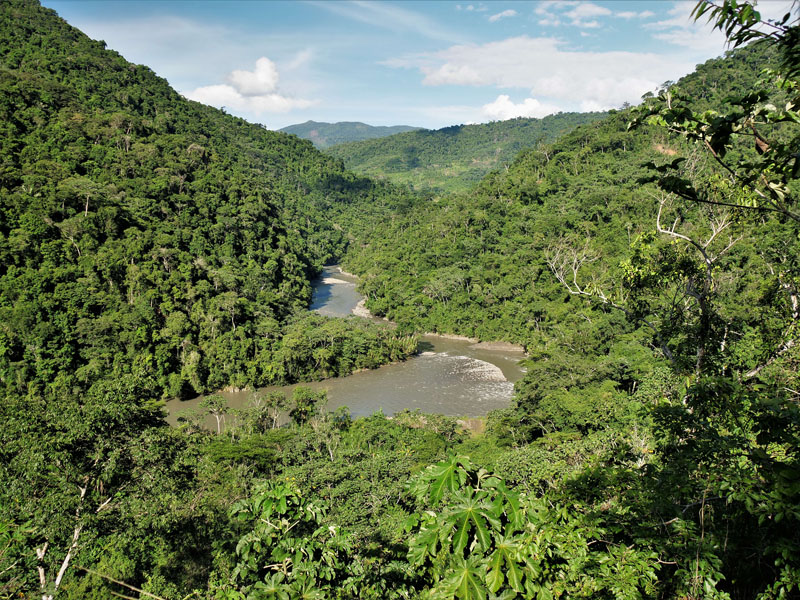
[166,266,525,423]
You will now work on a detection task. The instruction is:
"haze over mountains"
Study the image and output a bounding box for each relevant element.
[279,120,421,149]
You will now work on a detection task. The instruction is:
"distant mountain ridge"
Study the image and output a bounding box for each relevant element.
[326,112,608,195]
[279,120,422,148]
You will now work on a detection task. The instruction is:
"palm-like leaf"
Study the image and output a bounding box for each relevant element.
[416,455,474,505]
[443,490,501,555]
[486,537,524,594]
[439,556,488,600]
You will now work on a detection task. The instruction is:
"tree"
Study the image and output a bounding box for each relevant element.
[632,1,800,224]
[405,456,659,600]
[288,386,325,427]
[200,394,228,435]
[618,3,800,596]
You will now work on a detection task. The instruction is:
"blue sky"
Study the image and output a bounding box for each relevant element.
[42,0,794,130]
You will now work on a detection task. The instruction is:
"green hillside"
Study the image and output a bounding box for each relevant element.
[344,41,793,407]
[0,0,416,401]
[327,112,607,194]
[341,38,800,596]
[279,119,421,148]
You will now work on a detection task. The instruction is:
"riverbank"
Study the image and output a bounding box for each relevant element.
[342,273,526,354]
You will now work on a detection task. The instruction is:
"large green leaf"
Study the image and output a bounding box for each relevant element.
[483,477,523,531]
[441,556,488,600]
[444,490,501,555]
[420,455,473,505]
[486,537,524,594]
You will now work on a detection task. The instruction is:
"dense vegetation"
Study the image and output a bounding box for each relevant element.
[327,112,607,195]
[279,120,421,149]
[1,1,799,600]
[0,1,416,400]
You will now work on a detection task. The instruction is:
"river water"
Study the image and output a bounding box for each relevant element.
[166,266,525,423]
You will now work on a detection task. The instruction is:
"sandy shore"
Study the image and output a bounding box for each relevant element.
[351,298,374,318]
[470,341,526,352]
[322,276,355,285]
[424,332,479,343]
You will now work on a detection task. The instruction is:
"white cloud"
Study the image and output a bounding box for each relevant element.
[227,57,279,96]
[183,56,315,114]
[482,95,560,120]
[565,3,610,27]
[645,1,727,51]
[534,1,579,16]
[535,1,610,27]
[389,36,694,112]
[489,9,517,23]
[647,0,794,52]
[617,10,655,19]
[538,17,562,26]
[183,84,314,113]
[565,3,611,20]
[311,0,464,42]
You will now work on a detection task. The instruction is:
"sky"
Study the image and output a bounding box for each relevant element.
[42,0,795,131]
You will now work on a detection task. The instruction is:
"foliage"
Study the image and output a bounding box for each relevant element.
[405,456,660,600]
[4,1,800,598]
[327,112,607,195]
[0,0,414,400]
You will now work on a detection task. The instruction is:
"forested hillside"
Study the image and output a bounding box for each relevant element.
[279,120,421,149]
[344,41,794,424]
[340,34,800,597]
[0,1,417,400]
[327,112,606,194]
[2,1,799,599]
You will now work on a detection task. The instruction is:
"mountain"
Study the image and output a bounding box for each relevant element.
[327,112,607,194]
[279,120,421,148]
[0,0,415,400]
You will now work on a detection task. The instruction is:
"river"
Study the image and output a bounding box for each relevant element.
[166,266,525,423]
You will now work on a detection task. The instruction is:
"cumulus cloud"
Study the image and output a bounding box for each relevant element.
[388,36,694,112]
[227,57,279,95]
[482,95,560,120]
[565,3,611,22]
[489,9,517,23]
[183,56,315,114]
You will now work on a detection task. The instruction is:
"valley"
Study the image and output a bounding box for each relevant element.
[166,265,526,425]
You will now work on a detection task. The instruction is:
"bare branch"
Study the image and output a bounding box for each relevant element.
[546,239,676,363]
